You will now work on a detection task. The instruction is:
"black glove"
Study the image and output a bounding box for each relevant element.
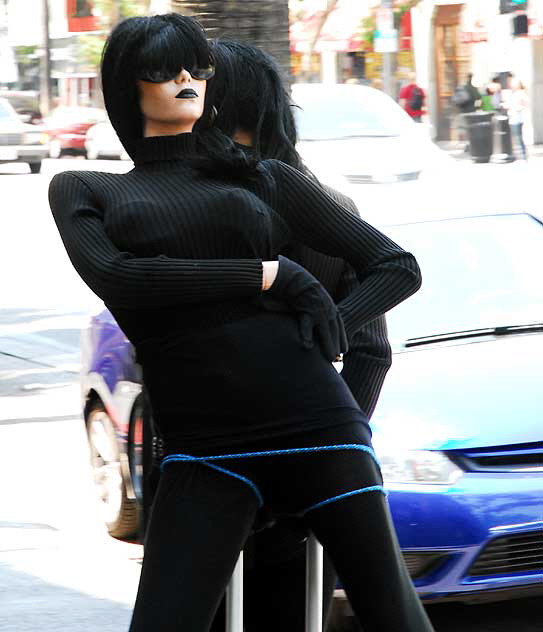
[263,255,348,362]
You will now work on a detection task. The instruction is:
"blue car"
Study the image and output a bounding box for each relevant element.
[80,212,543,603]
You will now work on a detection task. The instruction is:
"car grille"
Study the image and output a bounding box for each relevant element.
[0,133,22,144]
[453,442,543,473]
[468,531,543,577]
[345,171,420,184]
[402,552,449,579]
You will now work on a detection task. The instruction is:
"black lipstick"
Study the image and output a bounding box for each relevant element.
[175,88,198,99]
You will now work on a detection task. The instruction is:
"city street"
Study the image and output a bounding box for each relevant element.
[1,156,542,631]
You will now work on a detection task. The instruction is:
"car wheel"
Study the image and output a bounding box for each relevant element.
[86,146,98,160]
[49,139,62,159]
[87,405,139,539]
[128,398,144,505]
[28,162,42,174]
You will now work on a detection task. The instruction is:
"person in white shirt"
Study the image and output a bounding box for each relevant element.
[503,77,529,160]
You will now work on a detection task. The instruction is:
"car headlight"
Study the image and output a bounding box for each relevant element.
[376,449,463,485]
[23,131,45,145]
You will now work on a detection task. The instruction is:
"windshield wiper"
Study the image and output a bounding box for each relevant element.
[404,323,543,348]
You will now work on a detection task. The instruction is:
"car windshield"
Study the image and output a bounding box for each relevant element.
[0,100,16,121]
[383,214,543,344]
[293,87,413,140]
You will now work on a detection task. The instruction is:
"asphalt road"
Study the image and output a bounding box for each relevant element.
[1,157,542,631]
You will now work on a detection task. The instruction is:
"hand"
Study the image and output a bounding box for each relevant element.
[263,255,348,362]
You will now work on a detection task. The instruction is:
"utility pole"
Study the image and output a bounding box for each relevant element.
[40,0,52,116]
[381,0,396,97]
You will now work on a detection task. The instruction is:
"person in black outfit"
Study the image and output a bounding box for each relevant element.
[452,73,481,150]
[48,14,433,632]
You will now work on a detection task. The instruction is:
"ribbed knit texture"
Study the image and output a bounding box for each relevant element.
[287,186,391,419]
[49,131,420,422]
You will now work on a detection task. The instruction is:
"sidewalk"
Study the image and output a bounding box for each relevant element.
[435,140,543,162]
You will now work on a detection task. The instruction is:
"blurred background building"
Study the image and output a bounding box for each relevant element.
[0,0,541,145]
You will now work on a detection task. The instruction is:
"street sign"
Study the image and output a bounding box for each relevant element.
[374,29,398,53]
[500,0,527,14]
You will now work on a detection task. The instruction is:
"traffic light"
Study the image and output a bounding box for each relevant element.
[500,0,527,14]
[512,13,529,35]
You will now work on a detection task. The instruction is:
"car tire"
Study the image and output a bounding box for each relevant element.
[49,139,63,159]
[28,162,42,174]
[127,397,144,505]
[86,146,99,160]
[87,405,139,539]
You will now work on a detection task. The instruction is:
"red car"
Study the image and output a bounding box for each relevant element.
[45,106,107,158]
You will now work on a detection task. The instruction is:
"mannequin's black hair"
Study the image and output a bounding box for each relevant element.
[201,39,306,174]
[101,13,257,179]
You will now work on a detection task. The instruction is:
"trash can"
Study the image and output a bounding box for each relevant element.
[491,111,515,163]
[464,112,494,163]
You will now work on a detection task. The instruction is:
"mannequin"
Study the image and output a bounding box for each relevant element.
[49,13,433,632]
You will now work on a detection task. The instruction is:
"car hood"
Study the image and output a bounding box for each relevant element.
[297,133,447,181]
[370,333,543,452]
[0,120,24,133]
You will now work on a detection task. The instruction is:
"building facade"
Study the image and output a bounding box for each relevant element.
[411,0,543,143]
[2,0,171,109]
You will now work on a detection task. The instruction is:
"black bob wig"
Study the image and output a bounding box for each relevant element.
[101,13,257,178]
[204,39,305,174]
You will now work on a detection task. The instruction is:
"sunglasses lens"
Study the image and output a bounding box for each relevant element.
[138,64,215,83]
[190,65,215,80]
[139,70,177,84]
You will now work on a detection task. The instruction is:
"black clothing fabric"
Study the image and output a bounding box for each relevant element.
[49,131,420,450]
[289,185,391,420]
[49,131,425,631]
[140,309,367,453]
[132,423,434,632]
[140,184,393,631]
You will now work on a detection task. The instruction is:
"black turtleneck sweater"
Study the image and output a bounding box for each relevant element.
[49,133,420,444]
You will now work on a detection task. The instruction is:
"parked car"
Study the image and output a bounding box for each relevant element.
[0,97,49,173]
[44,106,107,158]
[80,211,543,604]
[291,83,451,186]
[84,121,130,161]
[0,89,43,124]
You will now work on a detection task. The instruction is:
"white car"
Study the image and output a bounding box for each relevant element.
[291,83,455,222]
[0,97,49,173]
[85,121,130,161]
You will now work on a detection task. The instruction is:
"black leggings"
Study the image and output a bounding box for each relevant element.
[129,423,434,632]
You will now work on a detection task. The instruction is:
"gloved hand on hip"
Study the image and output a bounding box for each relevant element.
[263,255,348,362]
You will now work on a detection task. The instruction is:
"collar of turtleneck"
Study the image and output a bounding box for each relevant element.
[132,132,198,166]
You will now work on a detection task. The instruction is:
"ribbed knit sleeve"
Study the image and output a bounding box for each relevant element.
[266,160,422,339]
[312,184,392,417]
[335,262,392,417]
[48,171,263,308]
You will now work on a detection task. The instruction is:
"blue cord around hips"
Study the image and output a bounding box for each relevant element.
[160,444,388,516]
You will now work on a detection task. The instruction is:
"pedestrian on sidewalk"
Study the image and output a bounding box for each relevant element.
[503,77,529,160]
[451,73,481,151]
[399,72,425,122]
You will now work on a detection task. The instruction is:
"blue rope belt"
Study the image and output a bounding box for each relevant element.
[161,444,387,516]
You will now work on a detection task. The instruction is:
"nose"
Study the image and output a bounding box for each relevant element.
[175,68,191,84]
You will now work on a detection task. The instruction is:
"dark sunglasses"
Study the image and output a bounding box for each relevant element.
[139,64,215,83]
